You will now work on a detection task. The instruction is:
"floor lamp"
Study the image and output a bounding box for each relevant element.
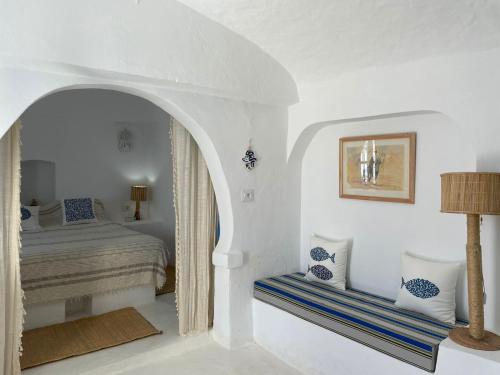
[441,172,500,350]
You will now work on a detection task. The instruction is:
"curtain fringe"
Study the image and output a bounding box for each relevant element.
[14,121,26,367]
[1,120,25,375]
[169,117,182,322]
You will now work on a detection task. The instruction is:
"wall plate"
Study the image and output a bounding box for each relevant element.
[241,189,255,202]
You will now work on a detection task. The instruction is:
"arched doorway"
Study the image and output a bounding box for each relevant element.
[3,85,236,373]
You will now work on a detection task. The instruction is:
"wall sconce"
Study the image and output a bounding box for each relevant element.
[118,128,132,152]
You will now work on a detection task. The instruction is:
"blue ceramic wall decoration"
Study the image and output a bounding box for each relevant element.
[242,140,257,170]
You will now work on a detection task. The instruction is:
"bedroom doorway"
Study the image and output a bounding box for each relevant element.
[14,88,218,374]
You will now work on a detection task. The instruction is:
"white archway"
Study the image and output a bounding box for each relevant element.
[7,81,238,344]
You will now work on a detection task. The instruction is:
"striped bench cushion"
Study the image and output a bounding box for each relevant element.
[254,273,466,372]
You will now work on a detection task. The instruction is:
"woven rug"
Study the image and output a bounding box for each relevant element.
[156,266,175,295]
[20,307,161,370]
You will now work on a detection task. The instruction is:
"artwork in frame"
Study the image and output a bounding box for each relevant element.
[339,132,416,204]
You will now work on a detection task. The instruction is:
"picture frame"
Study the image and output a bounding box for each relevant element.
[339,132,416,204]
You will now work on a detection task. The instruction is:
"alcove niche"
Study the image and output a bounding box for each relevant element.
[20,160,56,206]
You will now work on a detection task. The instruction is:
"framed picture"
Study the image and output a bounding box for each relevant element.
[339,132,416,204]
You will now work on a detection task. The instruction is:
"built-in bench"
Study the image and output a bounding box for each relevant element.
[254,273,467,373]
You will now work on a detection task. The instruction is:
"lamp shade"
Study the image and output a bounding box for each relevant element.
[130,185,148,202]
[441,172,500,215]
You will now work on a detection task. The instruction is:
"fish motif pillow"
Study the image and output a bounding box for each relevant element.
[305,235,349,290]
[20,206,43,232]
[395,252,460,324]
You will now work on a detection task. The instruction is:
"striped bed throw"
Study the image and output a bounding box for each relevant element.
[254,273,467,372]
[21,221,167,305]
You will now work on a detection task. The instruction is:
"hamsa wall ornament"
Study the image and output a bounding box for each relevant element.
[242,140,257,170]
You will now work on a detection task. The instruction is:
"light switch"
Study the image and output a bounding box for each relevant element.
[241,189,255,202]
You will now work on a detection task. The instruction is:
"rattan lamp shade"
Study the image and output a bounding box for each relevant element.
[441,172,500,215]
[130,186,148,202]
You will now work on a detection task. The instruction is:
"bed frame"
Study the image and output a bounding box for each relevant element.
[24,285,156,330]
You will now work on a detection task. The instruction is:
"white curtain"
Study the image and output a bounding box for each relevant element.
[0,121,23,375]
[170,118,216,336]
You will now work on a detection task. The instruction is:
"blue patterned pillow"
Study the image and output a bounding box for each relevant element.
[21,206,43,231]
[305,235,349,290]
[62,198,97,225]
[395,253,460,324]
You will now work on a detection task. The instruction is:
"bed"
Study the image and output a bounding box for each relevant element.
[21,200,167,329]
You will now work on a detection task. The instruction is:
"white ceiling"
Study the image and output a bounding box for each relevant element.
[177,0,500,83]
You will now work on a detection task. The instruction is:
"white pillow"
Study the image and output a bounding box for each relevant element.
[21,206,43,232]
[305,235,349,290]
[395,252,460,324]
[62,198,97,225]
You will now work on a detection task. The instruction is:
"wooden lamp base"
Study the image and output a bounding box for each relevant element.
[449,327,500,351]
[448,213,500,351]
[440,173,500,351]
[134,200,141,221]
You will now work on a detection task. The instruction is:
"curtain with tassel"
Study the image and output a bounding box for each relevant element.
[170,118,216,336]
[0,121,24,375]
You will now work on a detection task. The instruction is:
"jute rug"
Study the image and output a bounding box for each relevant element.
[156,266,175,295]
[20,307,162,370]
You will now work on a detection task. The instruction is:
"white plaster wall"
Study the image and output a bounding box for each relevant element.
[20,89,176,261]
[0,0,297,107]
[288,48,500,164]
[289,49,500,332]
[301,113,474,320]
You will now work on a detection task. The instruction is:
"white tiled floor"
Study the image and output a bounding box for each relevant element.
[118,342,303,375]
[22,293,302,375]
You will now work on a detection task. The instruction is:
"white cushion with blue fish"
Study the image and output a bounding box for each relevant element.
[305,235,349,290]
[62,197,98,226]
[395,252,460,324]
[21,206,43,232]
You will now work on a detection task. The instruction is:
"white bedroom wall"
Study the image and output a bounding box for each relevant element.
[301,113,475,320]
[20,89,176,261]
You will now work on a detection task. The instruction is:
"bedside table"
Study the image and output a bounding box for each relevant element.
[121,219,163,238]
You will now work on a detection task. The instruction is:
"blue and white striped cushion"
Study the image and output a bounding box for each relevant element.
[254,273,467,372]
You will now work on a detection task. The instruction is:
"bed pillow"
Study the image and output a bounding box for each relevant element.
[62,198,97,225]
[395,252,460,324]
[21,206,42,232]
[305,235,349,290]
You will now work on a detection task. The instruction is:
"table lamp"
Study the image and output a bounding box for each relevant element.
[130,185,148,221]
[441,172,500,350]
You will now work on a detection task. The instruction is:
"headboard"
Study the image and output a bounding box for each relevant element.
[39,199,106,227]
